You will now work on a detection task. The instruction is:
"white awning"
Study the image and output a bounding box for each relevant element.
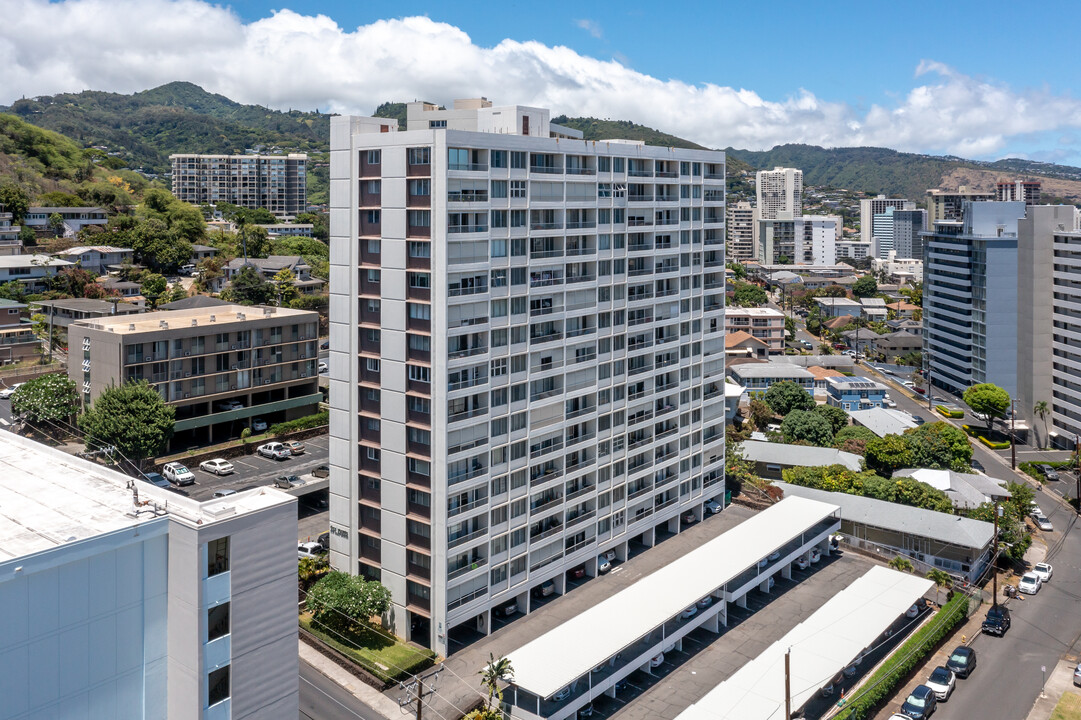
[506,496,841,699]
[675,565,934,720]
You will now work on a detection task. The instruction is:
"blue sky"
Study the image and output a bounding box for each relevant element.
[6,0,1081,163]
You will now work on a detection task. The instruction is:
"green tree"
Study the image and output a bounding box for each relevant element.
[731,281,767,307]
[833,425,878,454]
[852,275,878,298]
[478,654,515,710]
[781,409,834,446]
[47,212,65,235]
[238,224,271,259]
[295,211,329,240]
[140,273,168,309]
[888,556,914,573]
[18,225,36,247]
[748,398,774,430]
[864,434,914,476]
[298,556,330,592]
[271,267,298,305]
[1033,400,1050,448]
[0,183,30,223]
[763,380,816,416]
[0,280,26,303]
[777,254,790,265]
[903,422,972,471]
[725,436,758,489]
[814,404,848,435]
[725,261,747,280]
[77,380,175,467]
[967,501,1031,561]
[227,265,275,305]
[926,569,953,604]
[305,570,392,633]
[785,315,796,341]
[963,383,1010,431]
[11,374,79,424]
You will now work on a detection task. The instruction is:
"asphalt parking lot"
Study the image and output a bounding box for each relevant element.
[170,433,330,501]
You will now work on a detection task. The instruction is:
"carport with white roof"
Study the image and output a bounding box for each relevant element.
[503,496,842,720]
[674,565,934,720]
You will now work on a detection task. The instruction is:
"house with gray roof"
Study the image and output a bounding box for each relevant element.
[213,255,324,295]
[739,440,863,478]
[893,468,1012,510]
[29,298,143,328]
[775,482,995,582]
[847,407,919,437]
[728,362,815,393]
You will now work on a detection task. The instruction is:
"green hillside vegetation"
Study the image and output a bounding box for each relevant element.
[373,102,408,127]
[552,116,705,150]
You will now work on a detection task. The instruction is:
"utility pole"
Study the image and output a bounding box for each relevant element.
[992,500,1000,607]
[926,352,933,411]
[398,666,442,720]
[1010,397,1017,470]
[784,647,792,719]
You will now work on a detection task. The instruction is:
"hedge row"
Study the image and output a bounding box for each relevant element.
[977,436,1011,449]
[834,592,969,720]
[936,405,964,418]
[270,410,329,437]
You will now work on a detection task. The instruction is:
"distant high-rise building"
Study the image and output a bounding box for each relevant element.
[170,153,308,217]
[329,99,728,657]
[922,201,1026,395]
[756,167,802,220]
[860,195,914,245]
[995,179,1041,204]
[757,215,839,265]
[726,201,755,261]
[871,206,927,259]
[925,186,995,224]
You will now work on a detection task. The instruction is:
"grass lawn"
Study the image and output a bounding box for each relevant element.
[1051,692,1081,720]
[300,612,435,683]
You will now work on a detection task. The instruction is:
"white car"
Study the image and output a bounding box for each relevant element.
[696,596,713,610]
[298,542,323,560]
[597,555,612,573]
[767,550,781,562]
[257,442,291,460]
[199,458,235,476]
[1034,513,1053,532]
[680,605,698,620]
[162,462,195,486]
[318,360,328,374]
[794,556,810,570]
[1018,572,1042,595]
[1032,562,1053,582]
[809,548,822,564]
[704,498,722,515]
[650,652,664,668]
[885,399,898,408]
[250,418,268,433]
[0,383,23,399]
[925,666,956,701]
[905,603,921,619]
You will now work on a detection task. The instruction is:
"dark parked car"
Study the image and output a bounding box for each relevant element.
[945,646,976,678]
[1037,464,1060,481]
[901,684,938,719]
[311,464,330,478]
[317,531,330,550]
[982,605,1011,636]
[141,472,171,489]
[567,565,586,580]
[320,340,329,350]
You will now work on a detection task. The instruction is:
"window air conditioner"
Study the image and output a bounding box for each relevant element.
[184,393,190,398]
[231,364,238,370]
[185,372,191,377]
[231,345,237,350]
[231,385,236,390]
[144,356,151,362]
[185,351,191,356]
[264,380,271,385]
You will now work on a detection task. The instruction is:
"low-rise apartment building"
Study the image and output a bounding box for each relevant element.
[0,432,299,719]
[0,209,21,254]
[0,254,72,292]
[30,297,144,330]
[0,298,39,363]
[728,362,815,393]
[815,296,862,318]
[724,307,785,354]
[824,376,888,411]
[23,206,108,236]
[68,304,322,450]
[52,245,135,274]
[214,255,324,295]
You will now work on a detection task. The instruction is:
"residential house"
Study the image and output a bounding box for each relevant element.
[217,255,324,295]
[30,298,143,329]
[894,468,1012,510]
[740,441,862,479]
[776,482,994,582]
[0,209,21,255]
[23,206,108,236]
[886,301,920,319]
[728,362,815,393]
[725,307,785,354]
[190,244,219,264]
[873,331,922,358]
[52,245,134,274]
[725,330,770,359]
[97,276,143,298]
[847,407,919,437]
[256,223,314,238]
[815,296,862,318]
[860,297,888,321]
[807,365,846,395]
[824,376,888,410]
[0,298,39,362]
[841,328,878,354]
[0,254,73,292]
[886,318,922,336]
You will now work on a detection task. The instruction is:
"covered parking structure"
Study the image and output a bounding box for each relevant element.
[673,565,933,720]
[502,496,841,720]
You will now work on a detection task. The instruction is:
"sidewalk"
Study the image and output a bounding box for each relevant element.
[299,638,401,720]
[1024,658,1080,720]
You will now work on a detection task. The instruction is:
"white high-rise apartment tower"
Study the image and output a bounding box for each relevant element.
[755,167,802,220]
[860,195,914,245]
[328,99,728,656]
[725,201,755,261]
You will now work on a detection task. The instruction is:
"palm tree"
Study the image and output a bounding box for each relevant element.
[888,556,914,573]
[926,569,952,604]
[1033,401,1050,448]
[478,654,514,710]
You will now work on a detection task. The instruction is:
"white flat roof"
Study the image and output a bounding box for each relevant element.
[506,496,840,698]
[676,565,933,720]
[0,432,291,561]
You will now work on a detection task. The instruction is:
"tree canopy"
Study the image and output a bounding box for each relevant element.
[851,275,878,297]
[226,265,275,305]
[864,434,914,476]
[0,183,30,223]
[814,404,848,435]
[963,383,1010,430]
[77,380,175,465]
[763,381,816,416]
[781,409,834,446]
[731,281,767,307]
[140,273,168,309]
[833,424,878,455]
[902,422,973,471]
[11,374,79,424]
[305,570,392,633]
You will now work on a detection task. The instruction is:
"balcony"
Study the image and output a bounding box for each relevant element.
[448,527,487,549]
[448,224,488,234]
[448,556,487,581]
[531,221,564,231]
[449,162,488,172]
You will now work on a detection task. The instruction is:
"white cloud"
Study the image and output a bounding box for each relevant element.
[3,0,1081,160]
[575,19,603,39]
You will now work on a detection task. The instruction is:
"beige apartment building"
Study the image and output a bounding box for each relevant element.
[170,153,308,217]
[725,307,786,353]
[68,304,322,450]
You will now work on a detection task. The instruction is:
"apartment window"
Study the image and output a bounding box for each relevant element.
[491,150,507,168]
[408,179,431,196]
[510,151,526,169]
[408,241,431,258]
[408,457,431,475]
[368,239,381,253]
[491,210,508,228]
[366,179,382,195]
[408,272,430,289]
[366,150,381,164]
[208,666,230,707]
[207,602,230,642]
[407,147,431,165]
[510,210,526,228]
[491,417,508,436]
[429,120,447,129]
[511,498,527,519]
[491,299,508,318]
[613,157,625,172]
[207,537,229,577]
[492,446,507,465]
[491,180,508,199]
[365,209,381,224]
[510,180,527,198]
[407,210,430,227]
[407,364,431,383]
[598,156,611,172]
[408,303,431,320]
[491,328,508,347]
[511,237,527,256]
[367,447,380,461]
[367,269,381,283]
[408,427,431,446]
[491,269,507,287]
[367,418,381,432]
[366,358,380,372]
[408,334,430,352]
[511,411,527,431]
[511,440,526,460]
[491,358,507,377]
[491,387,508,407]
[407,396,430,415]
[491,238,508,258]
[511,268,526,286]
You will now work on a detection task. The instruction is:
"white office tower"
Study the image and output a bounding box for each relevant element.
[922,201,1026,396]
[860,195,914,245]
[328,100,728,656]
[0,433,298,720]
[725,201,755,261]
[755,167,802,220]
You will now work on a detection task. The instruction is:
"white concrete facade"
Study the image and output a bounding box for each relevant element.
[725,201,755,261]
[755,168,801,221]
[860,195,914,246]
[0,433,298,720]
[329,102,727,657]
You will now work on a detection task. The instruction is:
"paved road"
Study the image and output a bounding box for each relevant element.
[300,658,385,720]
